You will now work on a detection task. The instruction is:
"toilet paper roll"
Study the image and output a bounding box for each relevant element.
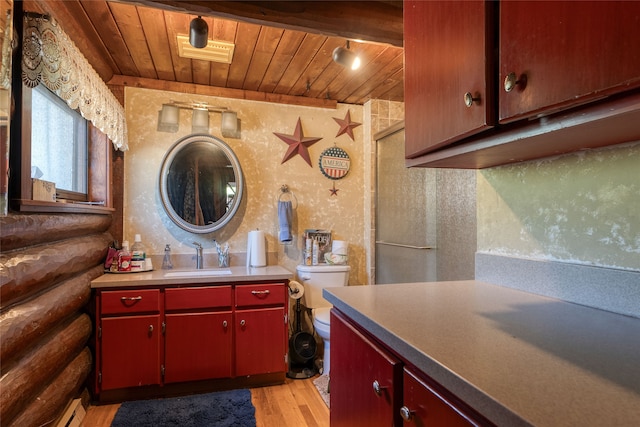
[332,240,348,256]
[247,230,267,268]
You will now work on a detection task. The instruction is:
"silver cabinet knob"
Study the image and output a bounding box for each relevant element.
[240,319,246,326]
[504,71,525,92]
[148,324,154,333]
[372,380,387,396]
[222,320,228,328]
[400,406,414,422]
[464,92,480,107]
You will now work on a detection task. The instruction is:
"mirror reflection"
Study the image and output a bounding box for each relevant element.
[160,134,243,234]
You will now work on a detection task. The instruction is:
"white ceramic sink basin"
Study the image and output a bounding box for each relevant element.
[163,269,232,278]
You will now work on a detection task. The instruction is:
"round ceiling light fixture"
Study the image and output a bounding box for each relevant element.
[332,41,361,70]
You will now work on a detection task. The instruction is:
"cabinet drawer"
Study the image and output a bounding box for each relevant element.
[402,368,480,426]
[235,283,285,308]
[101,289,160,315]
[165,286,232,311]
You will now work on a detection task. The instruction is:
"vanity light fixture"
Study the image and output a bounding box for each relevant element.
[189,16,208,48]
[157,104,179,133]
[157,101,240,137]
[332,40,361,70]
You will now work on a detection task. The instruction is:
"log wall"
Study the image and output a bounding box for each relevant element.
[0,213,113,427]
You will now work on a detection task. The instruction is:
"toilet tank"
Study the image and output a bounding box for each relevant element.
[296,264,350,309]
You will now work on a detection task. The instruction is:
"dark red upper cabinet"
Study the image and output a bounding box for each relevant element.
[404,0,495,159]
[499,1,640,123]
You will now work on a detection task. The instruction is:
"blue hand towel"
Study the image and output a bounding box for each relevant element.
[278,200,293,242]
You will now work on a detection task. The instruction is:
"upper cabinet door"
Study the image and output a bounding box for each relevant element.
[404,0,495,159]
[499,1,640,123]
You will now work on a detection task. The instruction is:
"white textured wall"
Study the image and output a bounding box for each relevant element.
[478,141,640,271]
[123,87,367,285]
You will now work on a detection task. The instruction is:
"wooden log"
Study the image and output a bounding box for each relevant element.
[7,348,92,427]
[0,213,112,252]
[0,265,102,365]
[0,313,92,424]
[0,232,112,310]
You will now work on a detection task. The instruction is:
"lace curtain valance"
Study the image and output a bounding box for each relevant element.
[21,14,128,151]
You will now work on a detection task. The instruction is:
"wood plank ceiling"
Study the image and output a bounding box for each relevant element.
[23,1,404,108]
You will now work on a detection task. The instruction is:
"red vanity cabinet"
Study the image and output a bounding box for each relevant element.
[98,289,162,391]
[163,286,233,383]
[330,310,402,427]
[93,279,289,398]
[234,283,288,376]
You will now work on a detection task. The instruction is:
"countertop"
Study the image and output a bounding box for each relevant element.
[91,265,293,288]
[324,280,640,427]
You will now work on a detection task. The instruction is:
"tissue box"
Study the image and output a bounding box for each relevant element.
[32,179,56,202]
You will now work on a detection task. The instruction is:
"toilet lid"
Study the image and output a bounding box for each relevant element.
[314,307,331,325]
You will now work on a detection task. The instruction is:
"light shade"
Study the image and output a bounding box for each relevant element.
[157,104,179,132]
[332,46,361,70]
[189,16,208,48]
[191,108,209,133]
[221,111,238,134]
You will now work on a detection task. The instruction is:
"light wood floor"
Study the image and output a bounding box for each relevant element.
[80,376,330,427]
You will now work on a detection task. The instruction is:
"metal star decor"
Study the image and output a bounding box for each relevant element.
[274,118,322,167]
[329,182,339,196]
[333,110,361,140]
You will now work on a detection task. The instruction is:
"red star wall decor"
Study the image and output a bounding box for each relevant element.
[329,182,340,196]
[274,118,322,167]
[333,110,362,141]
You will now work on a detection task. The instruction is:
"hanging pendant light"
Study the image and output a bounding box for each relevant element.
[332,40,361,70]
[189,16,208,48]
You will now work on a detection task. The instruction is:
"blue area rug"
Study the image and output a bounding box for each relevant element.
[110,389,256,427]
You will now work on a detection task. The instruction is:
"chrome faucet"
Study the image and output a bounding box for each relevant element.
[193,242,203,269]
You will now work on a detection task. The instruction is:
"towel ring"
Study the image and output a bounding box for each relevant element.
[277,184,298,209]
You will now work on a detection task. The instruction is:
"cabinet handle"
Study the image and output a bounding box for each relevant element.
[222,320,228,328]
[148,324,154,333]
[463,92,480,107]
[372,380,387,396]
[400,406,414,422]
[251,290,270,295]
[240,319,246,326]
[121,296,142,301]
[504,72,526,92]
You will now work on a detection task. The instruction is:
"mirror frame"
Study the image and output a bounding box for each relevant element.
[159,134,244,234]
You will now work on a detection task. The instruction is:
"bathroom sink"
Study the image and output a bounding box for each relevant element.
[163,269,232,278]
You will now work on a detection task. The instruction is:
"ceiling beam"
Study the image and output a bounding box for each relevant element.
[114,0,404,47]
[108,75,339,109]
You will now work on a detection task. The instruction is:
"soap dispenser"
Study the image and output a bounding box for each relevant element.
[162,244,173,269]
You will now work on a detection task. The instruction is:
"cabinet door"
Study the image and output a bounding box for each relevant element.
[100,315,161,390]
[499,1,640,123]
[164,311,233,383]
[235,307,286,376]
[330,310,402,427]
[404,0,494,158]
[402,368,480,426]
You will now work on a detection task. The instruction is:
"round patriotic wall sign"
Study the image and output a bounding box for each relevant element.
[319,146,350,180]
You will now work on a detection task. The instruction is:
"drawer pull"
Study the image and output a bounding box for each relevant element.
[223,320,228,328]
[251,290,270,295]
[372,380,387,396]
[240,319,246,326]
[120,296,142,301]
[148,325,154,333]
[400,406,414,422]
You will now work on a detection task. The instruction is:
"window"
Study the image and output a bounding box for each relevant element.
[31,85,88,198]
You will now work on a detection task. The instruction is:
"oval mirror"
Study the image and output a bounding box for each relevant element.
[159,134,244,234]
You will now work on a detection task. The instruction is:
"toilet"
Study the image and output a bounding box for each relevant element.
[296,264,350,376]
